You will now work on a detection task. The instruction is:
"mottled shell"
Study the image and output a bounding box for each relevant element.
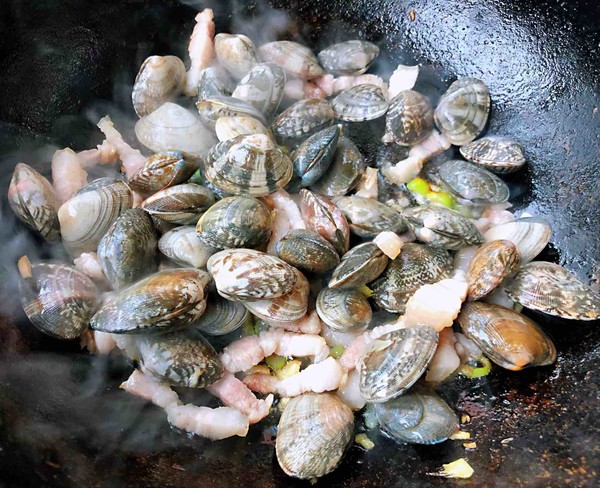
[437,159,510,204]
[332,84,389,122]
[207,249,297,301]
[196,96,266,128]
[484,217,551,264]
[141,183,215,224]
[384,90,434,146]
[97,209,158,289]
[277,229,340,274]
[158,226,216,268]
[358,326,438,402]
[132,55,186,117]
[292,125,341,186]
[458,301,557,370]
[434,77,490,146]
[334,196,406,238]
[329,242,388,289]
[214,33,258,80]
[58,178,133,255]
[371,243,453,313]
[460,136,526,174]
[204,133,293,197]
[504,262,600,320]
[299,189,350,255]
[232,63,286,120]
[374,391,424,433]
[192,295,249,336]
[276,393,354,480]
[196,196,272,250]
[128,152,196,194]
[259,41,324,79]
[197,66,235,100]
[90,268,211,334]
[318,40,379,76]
[8,163,60,241]
[271,98,334,144]
[467,240,520,301]
[402,205,484,250]
[215,116,269,142]
[18,259,100,340]
[316,287,372,332]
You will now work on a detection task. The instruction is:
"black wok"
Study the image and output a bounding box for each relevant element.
[0,0,599,486]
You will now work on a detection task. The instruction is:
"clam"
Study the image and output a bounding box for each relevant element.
[276,229,340,274]
[460,136,526,174]
[276,393,354,480]
[90,268,211,334]
[402,205,484,250]
[332,84,389,122]
[358,326,438,402]
[333,196,406,238]
[329,242,388,289]
[504,262,600,320]
[384,90,434,146]
[467,240,520,301]
[141,183,215,224]
[207,249,297,301]
[299,189,350,255]
[132,55,186,117]
[97,209,158,289]
[484,217,551,264]
[434,77,490,146]
[215,116,269,142]
[192,295,249,336]
[196,96,266,128]
[196,196,272,250]
[158,226,217,268]
[128,152,197,194]
[292,125,341,186]
[317,40,379,76]
[8,163,60,241]
[214,33,258,79]
[17,256,100,340]
[371,243,453,313]
[232,63,286,119]
[203,133,293,197]
[197,66,235,100]
[135,102,217,158]
[374,391,424,433]
[457,301,557,370]
[259,41,324,79]
[58,178,133,255]
[271,98,334,144]
[316,287,372,332]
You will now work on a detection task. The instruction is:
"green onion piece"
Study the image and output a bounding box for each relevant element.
[329,344,346,359]
[243,314,258,336]
[355,433,375,450]
[427,190,457,209]
[265,354,287,371]
[357,284,374,298]
[459,356,492,378]
[407,177,431,196]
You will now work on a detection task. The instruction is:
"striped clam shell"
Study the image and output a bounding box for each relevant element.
[316,287,372,332]
[483,217,551,264]
[437,159,510,204]
[141,183,215,224]
[271,98,334,144]
[232,63,286,120]
[384,90,434,146]
[214,33,258,80]
[329,242,388,289]
[318,40,379,76]
[192,295,249,336]
[332,84,389,122]
[196,96,266,128]
[334,195,406,238]
[292,125,341,187]
[467,240,520,301]
[158,226,216,268]
[128,152,196,194]
[460,136,526,174]
[259,41,324,79]
[276,229,340,274]
[198,66,235,100]
[215,116,269,142]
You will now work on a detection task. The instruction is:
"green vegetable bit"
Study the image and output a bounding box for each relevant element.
[329,344,346,359]
[265,354,288,371]
[459,356,492,378]
[407,177,431,196]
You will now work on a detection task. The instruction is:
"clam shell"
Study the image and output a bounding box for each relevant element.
[483,217,551,264]
[128,152,196,194]
[192,295,249,336]
[215,116,269,142]
[334,196,406,238]
[158,226,217,268]
[374,392,424,433]
[141,183,215,224]
[458,301,557,369]
[214,33,258,80]
[318,40,379,76]
[460,136,526,174]
[276,393,354,480]
[384,90,434,146]
[437,159,510,204]
[232,63,286,120]
[196,96,266,128]
[277,229,340,274]
[316,287,372,332]
[259,41,324,79]
[467,240,520,301]
[332,84,389,122]
[197,66,235,100]
[504,262,600,320]
[292,125,341,186]
[271,98,334,144]
[329,242,388,289]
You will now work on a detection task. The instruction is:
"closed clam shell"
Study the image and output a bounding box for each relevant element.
[458,301,557,369]
[484,217,551,264]
[8,163,60,241]
[276,393,354,480]
[90,268,211,334]
[277,229,340,274]
[134,329,223,387]
[196,196,272,250]
[271,98,334,144]
[214,33,258,80]
[467,240,520,301]
[358,326,439,402]
[434,77,490,146]
[318,40,379,76]
[259,41,324,79]
[58,178,133,255]
[158,226,216,268]
[374,392,424,434]
[504,262,600,320]
[437,159,510,204]
[97,208,158,289]
[204,133,293,197]
[316,287,372,332]
[18,257,100,340]
[460,136,526,174]
[192,295,249,336]
[207,249,297,301]
[384,90,434,146]
[196,96,266,128]
[334,196,407,238]
[402,205,483,250]
[128,152,196,194]
[332,84,389,122]
[232,63,286,120]
[371,243,453,314]
[215,116,269,142]
[197,66,235,100]
[329,242,388,289]
[292,125,341,187]
[141,183,215,224]
[132,55,186,117]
